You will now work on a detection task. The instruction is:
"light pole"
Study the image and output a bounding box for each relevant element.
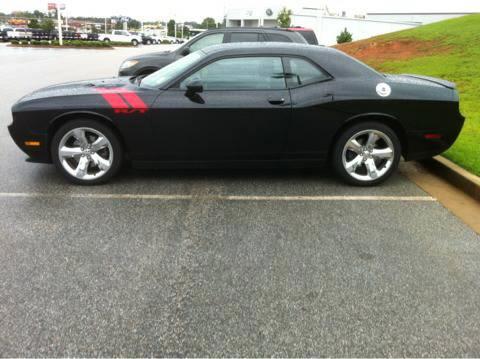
[57,7,63,45]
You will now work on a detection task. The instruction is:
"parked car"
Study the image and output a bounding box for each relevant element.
[87,33,99,41]
[6,28,32,40]
[288,27,319,45]
[9,43,464,185]
[140,34,156,45]
[98,30,142,46]
[30,29,51,41]
[118,27,308,76]
[0,27,13,42]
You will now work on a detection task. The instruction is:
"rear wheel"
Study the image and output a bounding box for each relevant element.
[332,122,401,186]
[103,38,110,42]
[131,39,139,46]
[51,119,123,185]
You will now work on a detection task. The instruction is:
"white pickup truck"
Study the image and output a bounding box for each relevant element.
[98,30,142,46]
[7,28,33,40]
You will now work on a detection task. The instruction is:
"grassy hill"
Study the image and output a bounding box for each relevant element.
[336,14,480,176]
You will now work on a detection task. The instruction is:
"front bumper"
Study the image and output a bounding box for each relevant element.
[8,121,51,163]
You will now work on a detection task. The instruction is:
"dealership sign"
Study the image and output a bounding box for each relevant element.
[48,3,65,10]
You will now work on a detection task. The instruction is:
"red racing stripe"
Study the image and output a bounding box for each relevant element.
[113,88,148,109]
[95,87,130,109]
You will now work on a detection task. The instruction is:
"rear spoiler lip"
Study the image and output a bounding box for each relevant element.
[401,74,456,89]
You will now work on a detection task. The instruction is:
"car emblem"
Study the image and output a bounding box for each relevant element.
[376,83,392,97]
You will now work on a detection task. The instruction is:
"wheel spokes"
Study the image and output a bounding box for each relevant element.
[74,156,90,178]
[91,136,108,152]
[364,158,379,179]
[59,146,83,158]
[372,148,393,160]
[91,153,110,171]
[345,155,363,173]
[366,132,379,147]
[347,139,363,154]
[72,129,89,147]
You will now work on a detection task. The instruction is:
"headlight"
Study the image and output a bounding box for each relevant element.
[120,60,139,70]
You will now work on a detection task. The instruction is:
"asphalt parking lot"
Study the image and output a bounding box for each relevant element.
[0,43,479,356]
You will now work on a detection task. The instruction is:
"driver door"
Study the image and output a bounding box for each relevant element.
[149,56,291,161]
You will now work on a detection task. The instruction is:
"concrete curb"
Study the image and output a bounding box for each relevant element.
[421,156,480,202]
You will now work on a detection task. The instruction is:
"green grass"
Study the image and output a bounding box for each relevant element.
[353,15,480,176]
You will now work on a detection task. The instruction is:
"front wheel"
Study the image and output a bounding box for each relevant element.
[332,122,401,186]
[51,120,123,185]
[131,39,139,46]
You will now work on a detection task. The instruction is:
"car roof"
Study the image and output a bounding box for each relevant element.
[205,27,300,33]
[199,42,382,79]
[201,41,327,56]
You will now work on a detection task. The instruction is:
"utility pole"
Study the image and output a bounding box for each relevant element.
[105,17,107,34]
[57,7,63,45]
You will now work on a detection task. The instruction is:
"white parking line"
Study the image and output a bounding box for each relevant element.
[0,192,436,202]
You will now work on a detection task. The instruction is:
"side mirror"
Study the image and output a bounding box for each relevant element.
[181,48,190,56]
[186,80,203,95]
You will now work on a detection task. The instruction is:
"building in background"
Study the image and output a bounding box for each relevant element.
[225,7,279,27]
[225,5,476,46]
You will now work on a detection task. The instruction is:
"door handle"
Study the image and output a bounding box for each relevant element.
[268,97,285,105]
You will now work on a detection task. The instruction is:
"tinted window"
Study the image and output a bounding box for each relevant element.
[141,51,205,89]
[189,33,224,52]
[268,33,292,43]
[285,57,330,87]
[230,32,262,42]
[297,31,318,45]
[180,57,286,90]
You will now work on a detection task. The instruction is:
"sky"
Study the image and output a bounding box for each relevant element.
[1,0,479,22]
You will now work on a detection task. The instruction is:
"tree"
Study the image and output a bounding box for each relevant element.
[128,19,141,30]
[200,17,216,29]
[29,19,40,28]
[277,7,292,28]
[33,10,45,18]
[336,27,353,44]
[41,19,55,32]
[185,26,190,38]
[167,19,175,37]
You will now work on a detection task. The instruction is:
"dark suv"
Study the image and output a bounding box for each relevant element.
[118,27,308,76]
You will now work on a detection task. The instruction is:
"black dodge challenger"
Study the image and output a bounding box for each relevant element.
[9,43,464,185]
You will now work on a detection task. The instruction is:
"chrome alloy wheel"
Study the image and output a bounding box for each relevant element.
[342,129,395,182]
[58,127,113,181]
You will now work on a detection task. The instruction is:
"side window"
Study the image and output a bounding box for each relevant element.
[268,33,292,43]
[230,32,262,42]
[180,57,286,90]
[114,30,121,35]
[285,57,331,87]
[189,33,224,52]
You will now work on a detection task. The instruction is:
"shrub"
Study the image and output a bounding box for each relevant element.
[10,40,19,45]
[337,28,353,44]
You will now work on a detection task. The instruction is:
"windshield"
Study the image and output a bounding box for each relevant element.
[140,51,205,89]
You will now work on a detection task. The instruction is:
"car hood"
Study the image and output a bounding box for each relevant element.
[16,77,132,103]
[127,50,176,60]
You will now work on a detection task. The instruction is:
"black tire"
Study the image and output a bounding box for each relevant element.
[103,38,110,42]
[332,121,401,186]
[131,39,138,46]
[51,119,123,185]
